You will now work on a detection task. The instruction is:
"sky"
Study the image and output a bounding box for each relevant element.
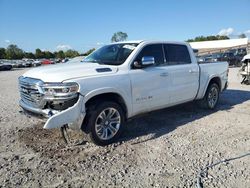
[0,0,250,53]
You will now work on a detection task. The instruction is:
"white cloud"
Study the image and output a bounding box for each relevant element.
[56,44,72,51]
[96,42,104,46]
[4,39,10,43]
[217,28,250,38]
[218,27,234,36]
[244,30,250,34]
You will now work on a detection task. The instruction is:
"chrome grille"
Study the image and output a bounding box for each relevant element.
[19,77,45,108]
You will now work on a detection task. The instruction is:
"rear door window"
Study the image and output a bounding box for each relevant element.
[164,44,192,65]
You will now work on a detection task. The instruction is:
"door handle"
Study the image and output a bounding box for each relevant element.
[160,72,169,77]
[189,69,198,74]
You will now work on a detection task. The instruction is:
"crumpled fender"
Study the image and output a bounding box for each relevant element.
[43,95,85,130]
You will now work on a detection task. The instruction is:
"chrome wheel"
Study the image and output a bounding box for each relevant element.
[208,86,218,108]
[95,107,121,140]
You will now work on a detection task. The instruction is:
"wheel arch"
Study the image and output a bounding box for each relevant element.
[209,77,221,90]
[202,76,222,98]
[85,92,128,117]
[81,90,129,134]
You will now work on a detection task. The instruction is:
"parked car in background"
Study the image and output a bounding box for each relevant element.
[0,62,13,71]
[9,61,18,68]
[197,54,213,63]
[236,48,247,56]
[210,53,223,62]
[49,59,56,64]
[11,60,25,68]
[25,61,33,67]
[197,47,247,66]
[61,58,69,63]
[32,60,42,67]
[12,60,24,68]
[234,48,247,66]
[22,59,34,67]
[200,53,224,63]
[41,59,53,65]
[197,55,206,63]
[228,48,247,58]
[66,56,85,63]
[21,61,29,67]
[221,52,240,66]
[55,59,61,63]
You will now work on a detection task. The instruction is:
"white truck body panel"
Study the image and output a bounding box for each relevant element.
[197,62,228,99]
[19,40,228,130]
[23,63,118,82]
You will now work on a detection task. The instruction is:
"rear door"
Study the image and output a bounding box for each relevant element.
[163,44,199,105]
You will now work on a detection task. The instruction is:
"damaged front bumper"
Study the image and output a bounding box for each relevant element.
[19,95,86,130]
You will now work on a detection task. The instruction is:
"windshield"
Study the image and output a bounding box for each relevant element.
[83,43,138,65]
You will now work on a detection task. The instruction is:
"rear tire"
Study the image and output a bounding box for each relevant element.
[84,101,125,146]
[199,83,220,109]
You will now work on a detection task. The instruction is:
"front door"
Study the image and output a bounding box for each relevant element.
[129,44,170,115]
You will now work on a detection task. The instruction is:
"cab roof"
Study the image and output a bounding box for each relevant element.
[113,40,188,46]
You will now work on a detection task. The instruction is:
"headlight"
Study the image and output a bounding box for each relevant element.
[41,82,79,99]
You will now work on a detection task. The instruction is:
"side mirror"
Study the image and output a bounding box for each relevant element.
[133,56,155,68]
[141,56,155,66]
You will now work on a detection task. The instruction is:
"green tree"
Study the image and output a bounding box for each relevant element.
[5,44,24,59]
[24,52,35,59]
[35,48,45,59]
[218,35,230,40]
[0,48,6,59]
[187,35,229,42]
[111,31,128,42]
[65,49,79,58]
[44,51,55,59]
[83,48,95,56]
[55,50,65,59]
[238,33,246,38]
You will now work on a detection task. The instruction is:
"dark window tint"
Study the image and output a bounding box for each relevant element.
[135,44,164,66]
[164,44,191,65]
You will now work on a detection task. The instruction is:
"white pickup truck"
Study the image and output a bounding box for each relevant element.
[19,41,228,145]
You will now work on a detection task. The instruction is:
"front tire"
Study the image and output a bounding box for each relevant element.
[85,101,125,146]
[199,83,220,109]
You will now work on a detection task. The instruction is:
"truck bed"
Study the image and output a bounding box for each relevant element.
[196,61,228,99]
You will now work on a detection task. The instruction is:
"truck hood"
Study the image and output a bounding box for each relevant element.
[22,62,118,82]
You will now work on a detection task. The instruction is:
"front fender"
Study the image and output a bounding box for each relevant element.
[82,87,125,101]
[81,87,132,118]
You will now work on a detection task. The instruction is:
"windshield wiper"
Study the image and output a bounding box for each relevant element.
[83,60,104,64]
[83,60,120,65]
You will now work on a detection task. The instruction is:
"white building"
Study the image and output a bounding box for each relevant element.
[189,38,249,54]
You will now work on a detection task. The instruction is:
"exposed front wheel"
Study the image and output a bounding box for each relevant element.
[61,125,86,145]
[85,101,125,146]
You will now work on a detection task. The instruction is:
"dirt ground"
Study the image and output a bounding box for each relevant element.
[0,67,249,188]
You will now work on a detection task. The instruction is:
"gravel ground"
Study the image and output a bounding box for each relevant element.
[0,67,249,188]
